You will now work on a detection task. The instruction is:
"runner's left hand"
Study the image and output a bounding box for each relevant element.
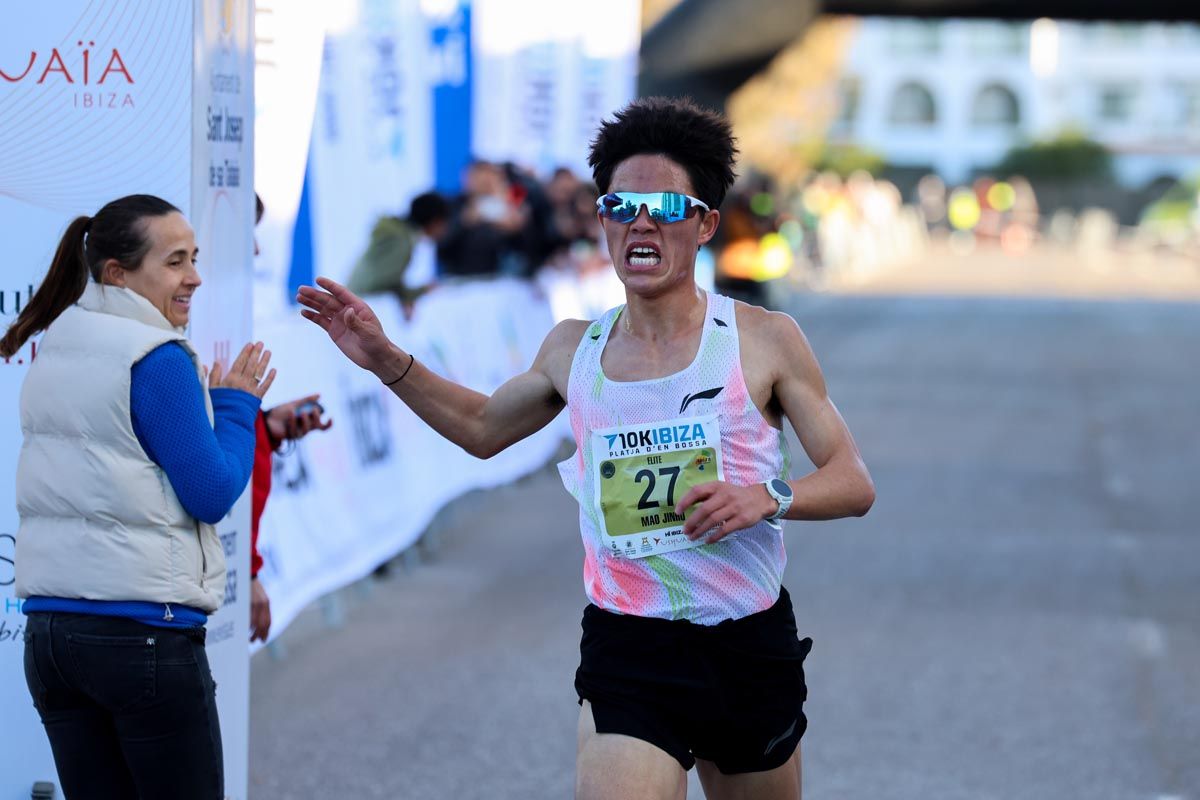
[676,481,777,543]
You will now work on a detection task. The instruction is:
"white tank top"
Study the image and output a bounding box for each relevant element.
[557,291,791,625]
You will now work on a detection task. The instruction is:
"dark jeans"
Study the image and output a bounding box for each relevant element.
[23,612,223,800]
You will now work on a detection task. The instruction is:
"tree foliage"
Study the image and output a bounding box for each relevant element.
[993,131,1113,181]
[813,143,887,178]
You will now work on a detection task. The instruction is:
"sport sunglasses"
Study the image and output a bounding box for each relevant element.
[596,191,711,224]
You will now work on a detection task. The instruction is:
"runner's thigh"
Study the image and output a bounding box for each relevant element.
[576,701,686,800]
[696,743,802,800]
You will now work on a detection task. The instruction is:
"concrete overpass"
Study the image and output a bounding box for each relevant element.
[640,0,1200,108]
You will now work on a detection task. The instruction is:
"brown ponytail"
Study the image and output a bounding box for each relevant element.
[0,216,92,358]
[0,194,181,358]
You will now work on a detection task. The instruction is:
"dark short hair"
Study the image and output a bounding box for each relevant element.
[409,192,450,228]
[588,96,738,210]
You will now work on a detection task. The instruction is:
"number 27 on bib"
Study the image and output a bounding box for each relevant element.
[592,414,725,559]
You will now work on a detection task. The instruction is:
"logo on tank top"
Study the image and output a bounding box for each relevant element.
[678,386,723,414]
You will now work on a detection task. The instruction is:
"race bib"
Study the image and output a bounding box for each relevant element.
[592,414,724,559]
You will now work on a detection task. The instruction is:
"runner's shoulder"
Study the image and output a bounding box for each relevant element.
[543,318,593,353]
[732,300,809,355]
[535,318,592,367]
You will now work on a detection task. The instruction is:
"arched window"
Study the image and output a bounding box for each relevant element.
[971,84,1020,126]
[888,82,937,126]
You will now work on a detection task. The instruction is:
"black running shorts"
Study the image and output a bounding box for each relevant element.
[574,586,813,774]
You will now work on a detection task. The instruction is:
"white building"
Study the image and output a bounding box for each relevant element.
[834,18,1200,187]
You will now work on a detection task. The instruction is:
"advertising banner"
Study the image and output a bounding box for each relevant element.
[303,0,435,290]
[252,0,326,323]
[254,279,569,641]
[471,0,640,176]
[0,1,254,797]
[429,0,473,195]
[190,2,256,799]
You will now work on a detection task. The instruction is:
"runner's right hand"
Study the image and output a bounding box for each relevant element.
[297,278,395,373]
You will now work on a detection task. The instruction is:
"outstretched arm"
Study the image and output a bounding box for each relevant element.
[297,277,577,458]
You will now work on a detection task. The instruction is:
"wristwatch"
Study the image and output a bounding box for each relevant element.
[763,478,793,522]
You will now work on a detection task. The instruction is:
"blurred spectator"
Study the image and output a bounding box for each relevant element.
[917,174,948,233]
[543,169,609,273]
[439,160,532,278]
[347,192,451,305]
[503,160,560,274]
[787,170,924,283]
[713,191,772,304]
[711,176,795,305]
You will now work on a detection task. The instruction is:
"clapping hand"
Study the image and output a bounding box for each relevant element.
[209,342,276,399]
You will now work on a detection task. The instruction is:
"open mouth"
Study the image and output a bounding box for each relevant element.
[626,243,662,269]
[172,294,192,310]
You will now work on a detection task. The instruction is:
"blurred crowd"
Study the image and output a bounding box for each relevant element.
[346,156,1198,317]
[347,160,611,311]
[345,159,930,314]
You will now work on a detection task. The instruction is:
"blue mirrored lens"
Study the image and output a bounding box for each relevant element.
[598,192,695,224]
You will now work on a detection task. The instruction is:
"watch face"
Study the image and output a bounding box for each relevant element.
[770,478,793,499]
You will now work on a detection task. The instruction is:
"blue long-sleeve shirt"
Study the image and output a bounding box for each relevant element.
[24,341,260,628]
[131,341,260,522]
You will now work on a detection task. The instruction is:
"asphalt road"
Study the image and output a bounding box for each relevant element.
[249,257,1200,799]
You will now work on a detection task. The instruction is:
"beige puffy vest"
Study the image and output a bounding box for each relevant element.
[15,282,226,612]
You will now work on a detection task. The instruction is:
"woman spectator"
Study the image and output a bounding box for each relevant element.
[1,194,271,800]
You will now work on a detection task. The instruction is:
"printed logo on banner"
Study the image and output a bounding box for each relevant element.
[220,0,237,41]
[1,533,20,647]
[367,34,406,159]
[204,0,248,54]
[348,392,392,467]
[203,0,247,191]
[1,40,137,109]
[1,285,37,365]
[272,448,311,493]
[206,103,245,189]
[519,46,555,150]
[0,533,14,587]
[0,285,33,316]
[223,569,237,607]
[0,615,23,645]
[208,620,235,644]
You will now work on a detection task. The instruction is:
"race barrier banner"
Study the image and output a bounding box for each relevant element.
[253,278,570,642]
[0,2,255,797]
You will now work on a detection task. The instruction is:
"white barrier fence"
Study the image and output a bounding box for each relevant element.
[253,278,579,642]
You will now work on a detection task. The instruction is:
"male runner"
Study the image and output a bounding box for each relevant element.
[297,97,874,800]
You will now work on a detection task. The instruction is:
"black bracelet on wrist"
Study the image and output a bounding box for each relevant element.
[382,353,416,387]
